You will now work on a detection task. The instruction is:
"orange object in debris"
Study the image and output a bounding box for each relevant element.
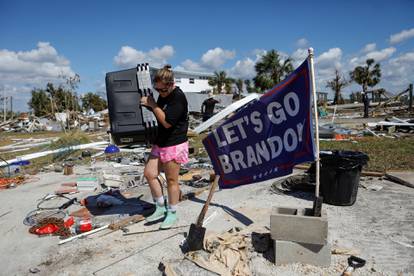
[64,216,75,228]
[334,134,347,140]
[34,224,60,235]
[0,176,25,189]
[79,218,92,232]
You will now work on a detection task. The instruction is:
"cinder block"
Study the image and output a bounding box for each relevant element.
[270,207,328,245]
[274,239,331,267]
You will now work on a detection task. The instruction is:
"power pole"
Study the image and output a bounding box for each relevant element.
[10,96,13,120]
[2,89,6,122]
[409,83,413,112]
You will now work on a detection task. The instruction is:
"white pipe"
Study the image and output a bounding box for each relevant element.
[0,141,108,167]
[308,48,321,197]
[331,105,337,124]
[58,224,109,245]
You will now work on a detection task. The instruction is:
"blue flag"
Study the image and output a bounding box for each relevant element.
[203,59,315,188]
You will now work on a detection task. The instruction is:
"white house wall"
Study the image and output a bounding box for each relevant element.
[176,78,212,93]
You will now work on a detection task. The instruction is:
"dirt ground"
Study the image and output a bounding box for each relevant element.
[0,159,413,276]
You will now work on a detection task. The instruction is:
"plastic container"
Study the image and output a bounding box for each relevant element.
[106,66,158,145]
[75,218,93,233]
[319,150,369,206]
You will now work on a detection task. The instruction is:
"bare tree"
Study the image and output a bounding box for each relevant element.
[326,70,349,105]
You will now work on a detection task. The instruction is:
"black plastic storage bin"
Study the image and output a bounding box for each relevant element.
[319,151,369,206]
[106,65,158,146]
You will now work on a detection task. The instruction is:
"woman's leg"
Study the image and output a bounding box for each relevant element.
[144,155,167,222]
[163,160,181,206]
[159,160,181,229]
[143,155,162,199]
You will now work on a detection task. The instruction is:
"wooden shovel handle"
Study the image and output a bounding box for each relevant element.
[196,176,219,226]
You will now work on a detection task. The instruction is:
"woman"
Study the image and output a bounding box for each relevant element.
[140,64,189,229]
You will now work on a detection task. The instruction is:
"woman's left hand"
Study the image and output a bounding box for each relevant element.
[140,96,156,109]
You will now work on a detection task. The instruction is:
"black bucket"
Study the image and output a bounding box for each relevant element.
[319,151,369,206]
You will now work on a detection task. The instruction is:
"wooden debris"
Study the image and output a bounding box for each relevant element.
[384,173,414,189]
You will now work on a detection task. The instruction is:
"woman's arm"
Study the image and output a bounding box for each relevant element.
[140,96,172,129]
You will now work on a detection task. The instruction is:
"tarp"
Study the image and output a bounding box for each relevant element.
[203,59,315,188]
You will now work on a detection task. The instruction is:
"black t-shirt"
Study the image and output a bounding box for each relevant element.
[202,98,219,115]
[155,87,189,147]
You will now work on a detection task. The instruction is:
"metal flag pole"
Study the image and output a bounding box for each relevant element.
[308,48,321,201]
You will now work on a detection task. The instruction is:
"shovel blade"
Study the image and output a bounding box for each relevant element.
[186,223,206,251]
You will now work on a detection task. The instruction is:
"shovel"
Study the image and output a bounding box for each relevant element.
[186,175,219,251]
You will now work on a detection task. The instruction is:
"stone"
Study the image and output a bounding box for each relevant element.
[270,206,328,245]
[274,239,331,267]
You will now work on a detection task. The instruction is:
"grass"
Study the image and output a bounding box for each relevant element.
[189,133,208,157]
[320,137,414,172]
[189,133,414,172]
[0,131,60,147]
[0,130,96,174]
[49,131,91,149]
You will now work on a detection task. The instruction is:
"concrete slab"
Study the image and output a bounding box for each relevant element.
[0,163,413,275]
[270,207,328,245]
[274,240,331,267]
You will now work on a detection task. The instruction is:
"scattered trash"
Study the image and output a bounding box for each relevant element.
[367,184,383,191]
[185,227,251,276]
[77,177,99,191]
[29,267,40,274]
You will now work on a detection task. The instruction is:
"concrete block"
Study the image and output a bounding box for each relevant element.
[270,206,328,245]
[274,239,331,267]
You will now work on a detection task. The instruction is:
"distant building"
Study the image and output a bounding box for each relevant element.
[150,67,214,93]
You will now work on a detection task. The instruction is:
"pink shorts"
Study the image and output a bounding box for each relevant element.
[150,141,189,164]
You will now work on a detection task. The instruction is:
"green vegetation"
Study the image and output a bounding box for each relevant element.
[188,134,414,172]
[320,137,414,171]
[208,71,234,94]
[349,58,381,93]
[50,131,91,149]
[81,92,107,112]
[253,49,293,92]
[0,131,97,173]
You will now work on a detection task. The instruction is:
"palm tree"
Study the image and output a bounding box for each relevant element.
[326,70,349,105]
[208,71,233,94]
[253,50,294,92]
[349,59,381,93]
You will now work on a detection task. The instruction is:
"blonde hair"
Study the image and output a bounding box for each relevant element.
[154,64,174,84]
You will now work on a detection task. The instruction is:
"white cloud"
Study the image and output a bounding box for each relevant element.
[316,48,342,69]
[114,45,174,68]
[228,58,256,79]
[0,42,75,111]
[362,43,376,53]
[179,47,236,72]
[179,59,205,72]
[348,47,397,69]
[201,47,236,69]
[389,28,414,44]
[382,51,414,90]
[291,48,308,67]
[296,38,308,48]
[366,47,396,62]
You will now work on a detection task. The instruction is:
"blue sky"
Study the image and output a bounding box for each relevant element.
[1,0,413,111]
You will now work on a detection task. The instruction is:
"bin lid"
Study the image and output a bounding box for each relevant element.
[320,150,369,168]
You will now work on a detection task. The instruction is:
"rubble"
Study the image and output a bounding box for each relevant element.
[0,95,413,275]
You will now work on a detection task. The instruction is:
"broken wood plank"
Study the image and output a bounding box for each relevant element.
[384,173,414,189]
[108,214,145,231]
[294,164,385,177]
